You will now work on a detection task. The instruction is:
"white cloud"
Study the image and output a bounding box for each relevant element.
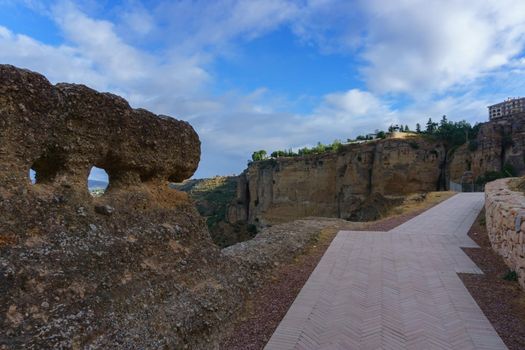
[364,0,525,94]
[2,0,525,178]
[119,3,155,37]
[321,89,387,117]
[0,25,104,86]
[189,87,398,177]
[291,0,525,96]
[151,0,299,56]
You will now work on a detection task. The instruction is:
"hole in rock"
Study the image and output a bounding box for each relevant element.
[29,168,36,184]
[88,166,109,196]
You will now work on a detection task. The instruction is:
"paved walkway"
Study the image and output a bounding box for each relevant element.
[265,193,507,349]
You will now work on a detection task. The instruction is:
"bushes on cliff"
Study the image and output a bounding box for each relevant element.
[254,115,481,163]
[252,150,268,161]
[475,163,517,185]
[421,115,481,148]
[268,140,343,159]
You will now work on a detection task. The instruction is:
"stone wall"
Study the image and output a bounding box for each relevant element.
[485,178,525,289]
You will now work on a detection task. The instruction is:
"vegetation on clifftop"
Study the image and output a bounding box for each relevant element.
[171,177,258,247]
[251,115,482,163]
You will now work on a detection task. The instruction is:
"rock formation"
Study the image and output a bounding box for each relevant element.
[229,137,448,224]
[0,64,199,193]
[0,65,319,349]
[229,116,525,226]
[449,113,525,181]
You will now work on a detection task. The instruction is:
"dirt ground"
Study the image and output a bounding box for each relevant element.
[221,191,455,349]
[459,210,525,350]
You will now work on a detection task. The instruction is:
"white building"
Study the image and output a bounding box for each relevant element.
[488,97,525,120]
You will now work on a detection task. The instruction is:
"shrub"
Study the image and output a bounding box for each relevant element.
[503,270,518,281]
[251,150,268,161]
[247,224,257,234]
[475,164,517,185]
[408,141,419,149]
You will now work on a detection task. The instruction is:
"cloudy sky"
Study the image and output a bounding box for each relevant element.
[2,0,525,180]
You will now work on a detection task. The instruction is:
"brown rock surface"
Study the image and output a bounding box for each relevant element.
[0,65,320,349]
[0,64,200,193]
[449,113,525,181]
[230,136,448,224]
[229,114,525,226]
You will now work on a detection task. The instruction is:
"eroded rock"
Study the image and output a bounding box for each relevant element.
[0,65,323,350]
[0,64,200,193]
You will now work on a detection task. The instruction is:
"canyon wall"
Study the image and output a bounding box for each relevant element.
[230,115,525,225]
[449,113,525,181]
[229,137,448,224]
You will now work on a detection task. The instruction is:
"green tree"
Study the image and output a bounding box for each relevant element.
[426,118,438,133]
[440,115,448,127]
[331,139,343,151]
[251,150,267,161]
[416,123,421,133]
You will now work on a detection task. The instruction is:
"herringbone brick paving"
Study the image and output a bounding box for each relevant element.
[265,193,507,349]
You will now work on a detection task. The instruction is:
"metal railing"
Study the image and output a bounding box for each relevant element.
[449,181,484,193]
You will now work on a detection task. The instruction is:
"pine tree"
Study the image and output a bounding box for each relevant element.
[426,118,438,133]
[440,115,448,127]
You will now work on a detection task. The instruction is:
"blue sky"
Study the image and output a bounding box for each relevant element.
[2,1,525,181]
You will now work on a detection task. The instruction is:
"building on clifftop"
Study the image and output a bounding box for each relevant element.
[488,97,525,120]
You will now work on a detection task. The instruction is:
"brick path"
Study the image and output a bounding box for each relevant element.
[265,193,507,349]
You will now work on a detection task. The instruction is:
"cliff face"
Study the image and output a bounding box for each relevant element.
[229,137,448,224]
[231,115,525,225]
[449,113,525,181]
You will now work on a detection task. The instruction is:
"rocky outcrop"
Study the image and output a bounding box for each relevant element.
[449,113,525,181]
[0,65,321,349]
[229,137,447,224]
[0,64,199,193]
[485,178,525,289]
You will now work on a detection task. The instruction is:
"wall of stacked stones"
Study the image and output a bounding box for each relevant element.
[485,178,525,289]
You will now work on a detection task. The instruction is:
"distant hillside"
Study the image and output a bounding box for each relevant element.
[171,176,257,247]
[88,179,108,190]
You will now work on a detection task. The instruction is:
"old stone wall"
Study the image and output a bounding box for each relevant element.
[485,178,525,289]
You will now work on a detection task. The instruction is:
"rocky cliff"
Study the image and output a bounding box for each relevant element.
[449,113,525,181]
[230,115,525,225]
[229,136,448,224]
